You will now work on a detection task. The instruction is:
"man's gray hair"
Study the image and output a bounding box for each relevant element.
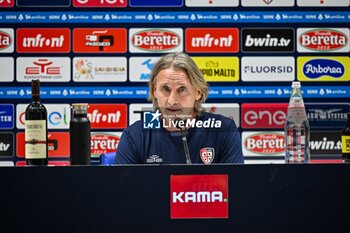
[148,52,208,116]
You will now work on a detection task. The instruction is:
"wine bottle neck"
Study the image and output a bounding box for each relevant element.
[32,95,40,101]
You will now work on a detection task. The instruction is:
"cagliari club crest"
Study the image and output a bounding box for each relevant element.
[263,0,273,4]
[200,147,215,164]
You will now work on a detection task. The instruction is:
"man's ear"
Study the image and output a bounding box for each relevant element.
[195,90,202,101]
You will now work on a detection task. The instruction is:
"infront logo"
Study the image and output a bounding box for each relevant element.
[186,28,239,53]
[170,174,228,219]
[17,28,70,53]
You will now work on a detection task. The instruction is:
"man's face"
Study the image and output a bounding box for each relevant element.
[153,68,201,119]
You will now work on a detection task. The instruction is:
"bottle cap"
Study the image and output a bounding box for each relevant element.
[71,103,88,114]
[292,81,301,88]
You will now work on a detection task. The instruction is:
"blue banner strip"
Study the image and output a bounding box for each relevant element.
[0,86,349,99]
[0,11,349,23]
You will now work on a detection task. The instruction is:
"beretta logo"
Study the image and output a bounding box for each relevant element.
[241,103,288,129]
[73,28,127,53]
[16,28,70,53]
[16,132,70,158]
[170,174,228,219]
[88,104,127,129]
[242,28,294,52]
[0,0,14,7]
[73,0,127,7]
[0,132,14,157]
[242,131,285,156]
[91,132,122,157]
[186,28,239,53]
[0,28,14,53]
[297,28,350,53]
[129,28,183,53]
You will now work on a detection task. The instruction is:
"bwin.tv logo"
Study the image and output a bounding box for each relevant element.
[143,110,161,129]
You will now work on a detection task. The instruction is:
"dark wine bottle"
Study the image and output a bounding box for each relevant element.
[25,79,48,166]
[70,103,91,165]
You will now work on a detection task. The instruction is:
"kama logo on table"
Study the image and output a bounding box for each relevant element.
[129,28,183,53]
[0,28,14,53]
[297,28,350,53]
[170,174,228,219]
[186,28,239,53]
[73,28,127,53]
[73,0,127,7]
[0,0,14,7]
[16,28,70,53]
[298,57,350,81]
[191,57,239,82]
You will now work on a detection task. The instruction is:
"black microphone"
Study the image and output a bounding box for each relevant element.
[175,118,192,165]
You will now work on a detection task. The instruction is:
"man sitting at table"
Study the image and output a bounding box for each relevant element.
[116,52,244,164]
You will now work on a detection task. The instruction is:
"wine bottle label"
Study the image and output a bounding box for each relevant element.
[341,135,350,153]
[25,120,47,159]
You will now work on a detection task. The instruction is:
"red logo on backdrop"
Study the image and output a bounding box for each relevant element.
[299,29,348,51]
[88,104,127,129]
[73,0,127,7]
[0,30,12,50]
[241,103,288,129]
[91,133,121,155]
[244,132,285,154]
[73,28,127,53]
[131,29,181,51]
[26,59,60,75]
[0,0,14,7]
[185,28,239,53]
[16,132,70,158]
[16,28,70,53]
[170,174,228,219]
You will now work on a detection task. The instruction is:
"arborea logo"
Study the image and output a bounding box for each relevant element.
[170,174,229,219]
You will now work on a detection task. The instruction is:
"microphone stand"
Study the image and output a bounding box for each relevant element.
[175,118,192,165]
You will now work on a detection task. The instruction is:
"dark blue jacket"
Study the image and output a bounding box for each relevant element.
[116,112,244,164]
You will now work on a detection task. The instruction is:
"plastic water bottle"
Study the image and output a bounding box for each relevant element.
[70,103,91,165]
[284,82,310,163]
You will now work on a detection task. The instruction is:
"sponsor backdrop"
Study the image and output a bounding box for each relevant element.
[0,0,350,166]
